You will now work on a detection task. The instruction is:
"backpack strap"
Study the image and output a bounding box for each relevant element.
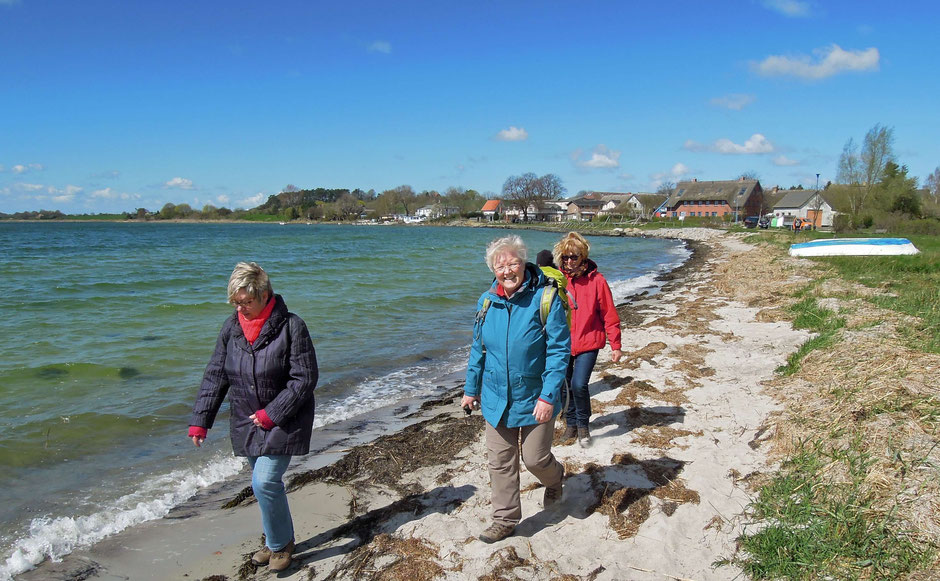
[539,285,557,334]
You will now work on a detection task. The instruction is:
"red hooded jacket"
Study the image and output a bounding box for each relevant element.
[564,259,622,356]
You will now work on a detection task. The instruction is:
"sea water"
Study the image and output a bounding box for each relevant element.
[0,222,686,578]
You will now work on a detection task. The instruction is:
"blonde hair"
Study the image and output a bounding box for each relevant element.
[227,262,273,303]
[484,235,527,272]
[552,232,590,266]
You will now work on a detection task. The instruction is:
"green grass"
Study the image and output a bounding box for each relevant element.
[818,235,940,353]
[721,444,932,579]
[776,296,846,376]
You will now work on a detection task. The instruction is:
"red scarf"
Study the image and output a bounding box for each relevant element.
[238,297,275,344]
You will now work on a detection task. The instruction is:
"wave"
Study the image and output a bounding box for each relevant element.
[0,452,244,581]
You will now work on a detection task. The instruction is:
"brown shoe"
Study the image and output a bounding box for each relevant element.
[543,481,563,507]
[562,425,577,440]
[268,540,295,572]
[578,426,592,448]
[251,545,272,565]
[479,522,514,543]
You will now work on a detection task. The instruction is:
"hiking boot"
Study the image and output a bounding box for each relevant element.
[250,545,272,565]
[268,540,294,572]
[578,426,592,448]
[543,481,563,507]
[562,425,577,440]
[479,522,515,543]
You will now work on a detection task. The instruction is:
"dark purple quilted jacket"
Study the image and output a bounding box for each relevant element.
[190,294,318,456]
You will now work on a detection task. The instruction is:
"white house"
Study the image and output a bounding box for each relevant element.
[772,190,836,228]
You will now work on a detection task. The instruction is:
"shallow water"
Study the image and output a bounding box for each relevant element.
[0,221,686,578]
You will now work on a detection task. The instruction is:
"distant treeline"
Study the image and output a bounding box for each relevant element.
[1,185,491,223]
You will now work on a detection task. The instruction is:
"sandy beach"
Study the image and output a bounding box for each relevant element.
[18,228,831,580]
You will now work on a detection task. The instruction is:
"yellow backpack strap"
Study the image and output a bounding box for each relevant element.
[539,285,557,333]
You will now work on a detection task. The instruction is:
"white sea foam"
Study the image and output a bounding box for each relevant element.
[0,453,244,580]
[315,351,469,427]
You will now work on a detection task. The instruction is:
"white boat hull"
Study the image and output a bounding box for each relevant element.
[789,238,920,257]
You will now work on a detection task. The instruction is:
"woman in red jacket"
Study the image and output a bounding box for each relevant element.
[553,232,622,447]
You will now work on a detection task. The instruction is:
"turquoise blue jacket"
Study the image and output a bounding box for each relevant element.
[465,263,571,428]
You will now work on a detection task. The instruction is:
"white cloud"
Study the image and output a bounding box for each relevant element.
[753,44,879,80]
[773,155,800,166]
[762,0,810,18]
[368,40,392,54]
[684,133,775,155]
[709,94,756,111]
[216,194,230,205]
[164,177,195,190]
[576,145,621,169]
[91,187,140,201]
[0,0,22,6]
[53,194,76,203]
[240,193,266,208]
[16,183,44,192]
[495,126,528,142]
[11,163,43,174]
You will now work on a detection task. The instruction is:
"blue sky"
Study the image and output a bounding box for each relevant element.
[2,0,938,214]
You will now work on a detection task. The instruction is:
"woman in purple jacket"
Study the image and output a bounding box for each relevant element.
[189,262,318,572]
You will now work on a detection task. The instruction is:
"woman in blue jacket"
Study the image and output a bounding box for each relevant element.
[462,235,571,543]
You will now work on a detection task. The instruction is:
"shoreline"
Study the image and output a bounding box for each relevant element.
[16,227,806,581]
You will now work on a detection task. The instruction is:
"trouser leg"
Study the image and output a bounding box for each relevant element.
[565,349,599,427]
[485,422,521,526]
[248,455,294,551]
[520,421,564,487]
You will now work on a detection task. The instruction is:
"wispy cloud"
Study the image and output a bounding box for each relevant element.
[91,187,140,200]
[368,40,392,54]
[164,177,195,190]
[773,155,800,166]
[239,193,266,208]
[762,0,810,18]
[709,94,756,111]
[684,133,775,154]
[649,163,692,189]
[0,0,22,7]
[753,44,879,80]
[14,183,45,192]
[574,145,621,169]
[11,163,44,174]
[495,126,528,142]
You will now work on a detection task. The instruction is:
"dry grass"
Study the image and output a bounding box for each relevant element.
[322,534,443,581]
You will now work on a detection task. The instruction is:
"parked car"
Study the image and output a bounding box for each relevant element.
[743,216,759,228]
[792,217,815,231]
[758,217,770,229]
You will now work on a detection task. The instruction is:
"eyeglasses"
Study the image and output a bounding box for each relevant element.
[494,261,522,274]
[561,254,581,262]
[231,297,257,308]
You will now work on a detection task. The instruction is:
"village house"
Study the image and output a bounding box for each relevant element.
[772,189,836,228]
[566,194,607,221]
[480,199,502,221]
[658,178,764,221]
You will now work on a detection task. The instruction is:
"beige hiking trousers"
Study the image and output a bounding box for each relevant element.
[485,420,564,526]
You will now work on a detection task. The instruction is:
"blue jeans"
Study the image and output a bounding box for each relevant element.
[248,455,294,551]
[565,350,599,428]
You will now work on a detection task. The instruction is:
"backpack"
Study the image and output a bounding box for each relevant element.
[475,276,574,335]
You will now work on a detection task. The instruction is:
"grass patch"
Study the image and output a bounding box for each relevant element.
[720,444,932,579]
[808,235,940,353]
[776,296,846,376]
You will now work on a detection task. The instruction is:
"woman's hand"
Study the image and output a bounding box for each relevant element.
[191,436,205,447]
[533,400,554,424]
[611,349,622,363]
[461,395,479,412]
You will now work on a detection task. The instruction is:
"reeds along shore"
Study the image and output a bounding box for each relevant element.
[19,227,940,581]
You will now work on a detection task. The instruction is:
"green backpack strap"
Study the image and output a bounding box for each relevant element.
[539,285,557,333]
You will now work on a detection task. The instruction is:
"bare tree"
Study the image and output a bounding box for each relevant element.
[836,124,895,215]
[925,166,940,203]
[502,172,565,221]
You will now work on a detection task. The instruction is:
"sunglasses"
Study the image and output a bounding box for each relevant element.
[561,254,581,262]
